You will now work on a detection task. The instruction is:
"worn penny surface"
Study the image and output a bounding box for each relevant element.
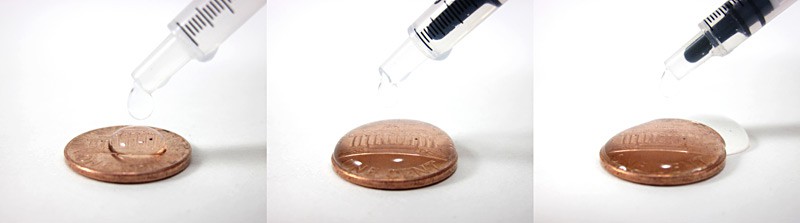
[599,119,726,186]
[332,119,457,189]
[64,126,191,183]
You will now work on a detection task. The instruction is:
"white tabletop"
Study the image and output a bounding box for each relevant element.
[0,1,266,222]
[535,0,800,222]
[266,0,533,222]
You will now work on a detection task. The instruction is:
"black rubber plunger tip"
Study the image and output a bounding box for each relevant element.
[684,36,713,63]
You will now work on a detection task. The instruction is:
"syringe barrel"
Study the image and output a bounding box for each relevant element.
[766,0,798,21]
[696,0,796,57]
[168,0,266,60]
[697,0,773,57]
[665,0,796,79]
[407,0,507,60]
[132,0,265,93]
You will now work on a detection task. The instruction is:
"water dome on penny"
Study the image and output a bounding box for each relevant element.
[109,126,167,156]
[64,126,191,183]
[599,119,726,186]
[332,119,457,189]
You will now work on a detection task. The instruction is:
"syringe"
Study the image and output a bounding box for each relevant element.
[128,0,265,119]
[664,0,797,79]
[378,0,507,87]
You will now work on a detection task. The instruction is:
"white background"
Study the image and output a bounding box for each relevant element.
[534,0,800,222]
[266,0,532,222]
[0,1,265,222]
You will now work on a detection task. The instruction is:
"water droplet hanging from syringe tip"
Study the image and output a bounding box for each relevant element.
[127,83,154,120]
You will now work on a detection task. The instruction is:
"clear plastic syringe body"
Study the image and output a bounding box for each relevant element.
[132,0,266,94]
[664,0,797,79]
[127,0,265,120]
[379,0,507,85]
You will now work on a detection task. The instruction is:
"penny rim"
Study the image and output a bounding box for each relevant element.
[331,156,457,189]
[600,155,725,186]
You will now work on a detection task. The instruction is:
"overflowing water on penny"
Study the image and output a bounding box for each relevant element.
[599,119,726,186]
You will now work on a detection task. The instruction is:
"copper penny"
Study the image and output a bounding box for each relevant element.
[599,119,726,186]
[332,119,457,189]
[64,126,191,183]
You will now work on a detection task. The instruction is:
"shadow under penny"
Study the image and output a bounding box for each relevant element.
[166,143,266,182]
[442,132,533,187]
[744,124,800,152]
[737,123,800,154]
[437,141,477,187]
[639,124,800,186]
[660,123,800,185]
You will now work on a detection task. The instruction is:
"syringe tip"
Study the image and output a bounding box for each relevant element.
[665,32,716,80]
